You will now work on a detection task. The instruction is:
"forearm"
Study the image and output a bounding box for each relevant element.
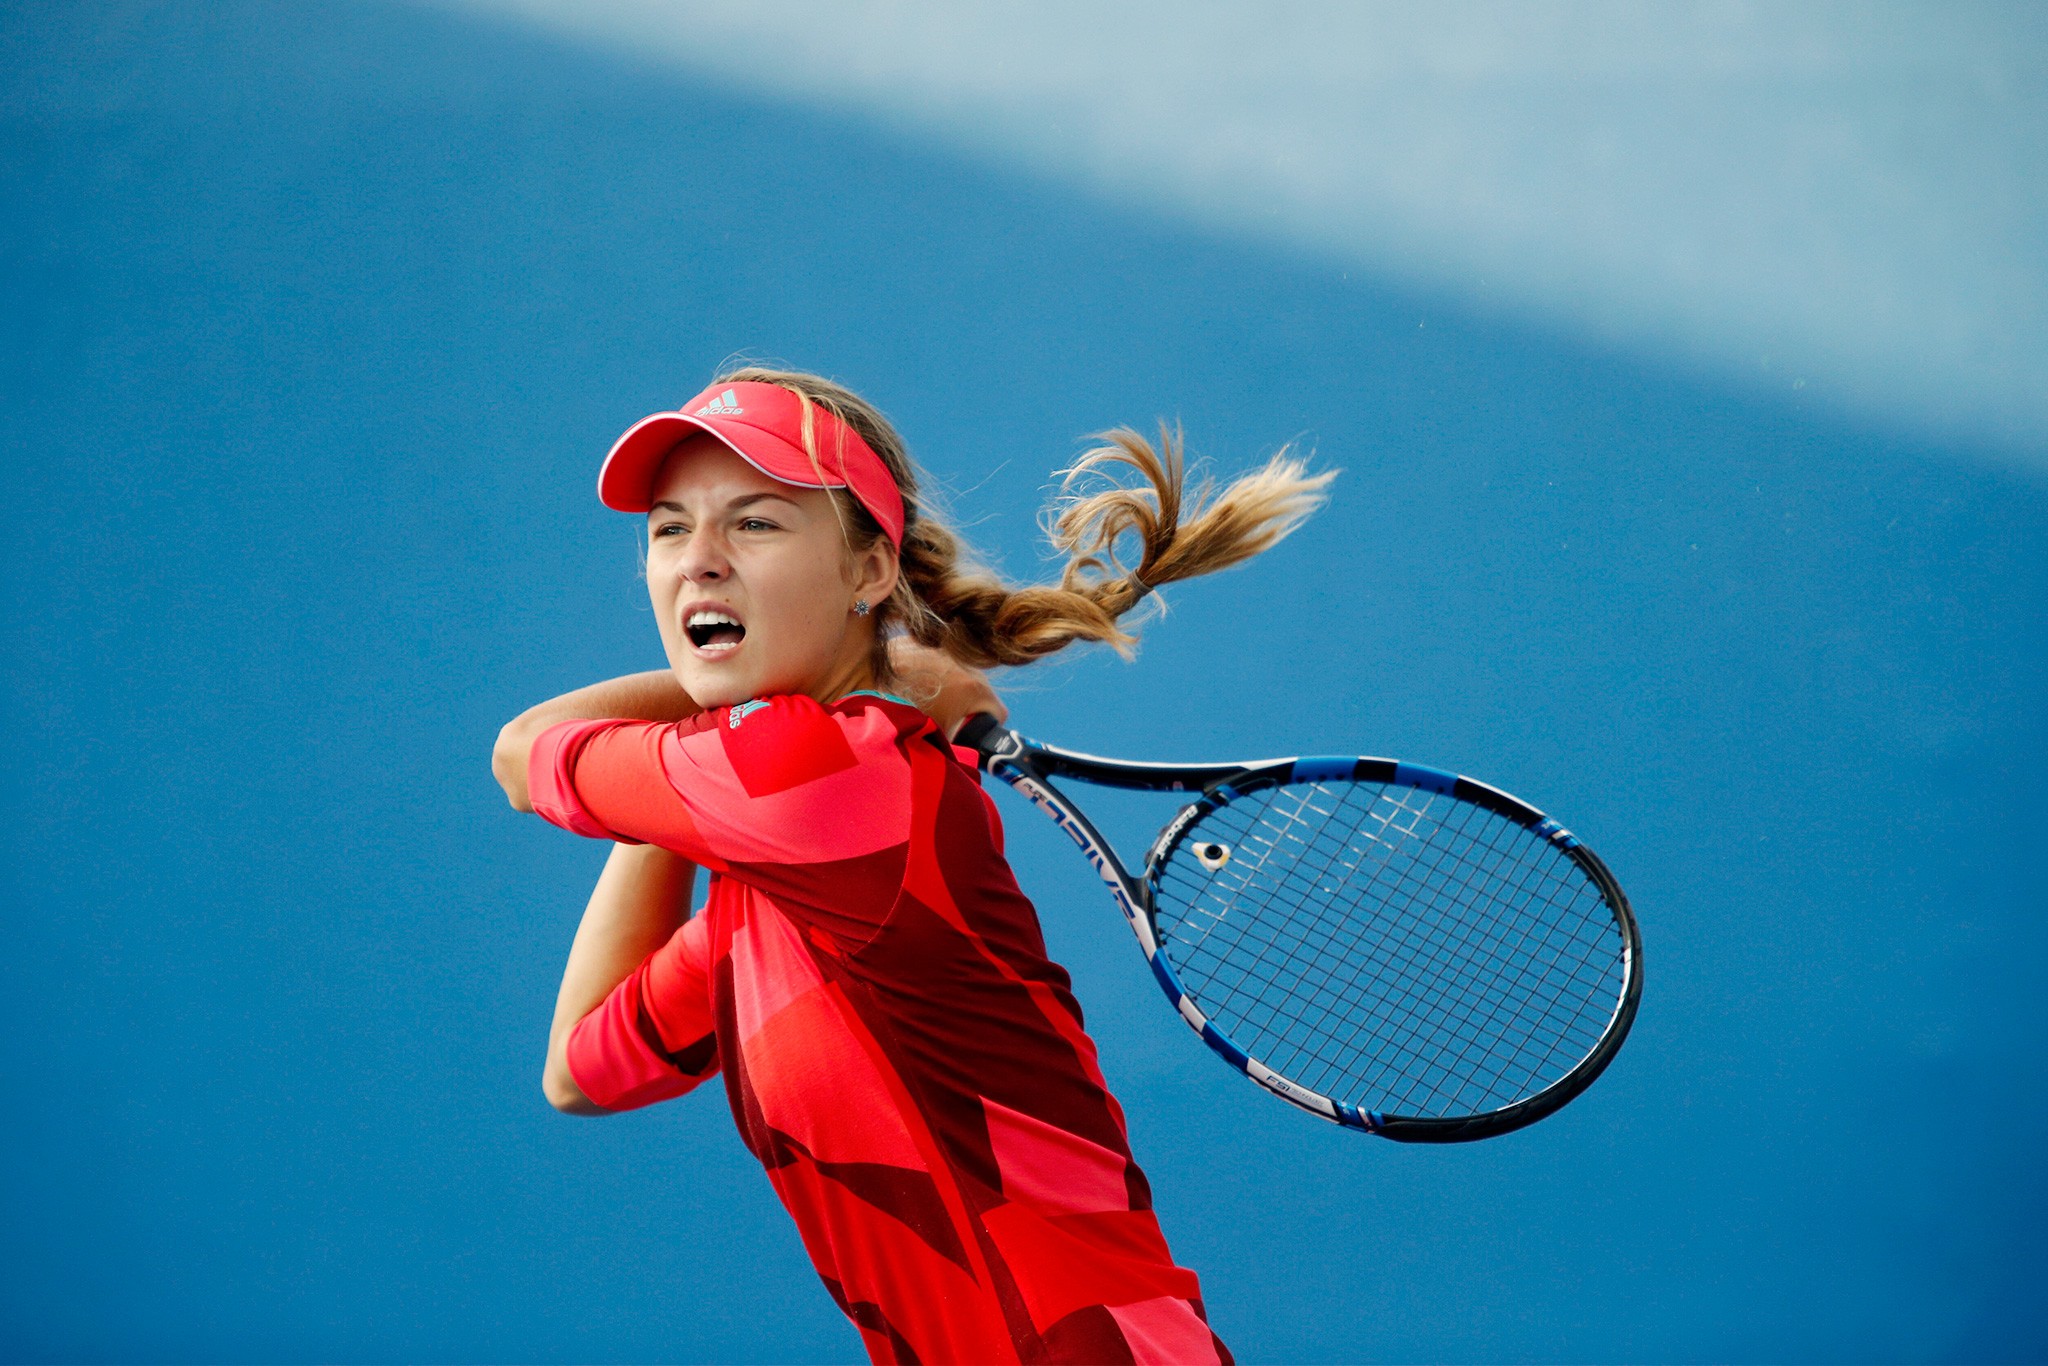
[543,841,698,1115]
[493,670,699,812]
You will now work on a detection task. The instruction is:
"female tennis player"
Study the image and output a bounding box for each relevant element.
[493,368,1329,1364]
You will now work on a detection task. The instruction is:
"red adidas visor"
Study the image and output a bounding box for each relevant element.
[598,381,907,548]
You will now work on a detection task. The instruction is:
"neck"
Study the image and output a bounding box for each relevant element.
[807,630,878,705]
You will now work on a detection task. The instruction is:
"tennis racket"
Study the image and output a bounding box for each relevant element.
[954,715,1641,1142]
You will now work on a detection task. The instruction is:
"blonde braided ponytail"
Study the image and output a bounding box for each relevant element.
[710,367,1335,679]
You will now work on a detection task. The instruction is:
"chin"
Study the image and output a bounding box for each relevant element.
[673,651,822,711]
[692,684,752,711]
[672,665,749,711]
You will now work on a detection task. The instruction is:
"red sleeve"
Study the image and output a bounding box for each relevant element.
[528,699,917,934]
[566,912,720,1112]
[529,718,645,842]
[527,714,730,866]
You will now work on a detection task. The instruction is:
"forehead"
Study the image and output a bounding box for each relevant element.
[647,434,810,507]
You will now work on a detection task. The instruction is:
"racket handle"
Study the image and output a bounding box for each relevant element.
[953,712,1007,758]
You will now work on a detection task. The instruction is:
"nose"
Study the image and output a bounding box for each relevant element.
[674,524,731,583]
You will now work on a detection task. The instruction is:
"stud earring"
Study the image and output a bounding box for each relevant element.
[853,599,871,617]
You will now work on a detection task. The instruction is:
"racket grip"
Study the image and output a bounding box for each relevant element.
[953,712,1005,757]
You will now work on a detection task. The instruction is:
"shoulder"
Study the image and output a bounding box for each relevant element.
[668,692,934,800]
[644,694,932,869]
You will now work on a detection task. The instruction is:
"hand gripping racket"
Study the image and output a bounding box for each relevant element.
[954,715,1642,1142]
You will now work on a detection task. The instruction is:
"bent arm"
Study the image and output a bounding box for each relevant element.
[494,647,1003,811]
[493,671,700,813]
[543,841,698,1115]
[513,648,1002,1114]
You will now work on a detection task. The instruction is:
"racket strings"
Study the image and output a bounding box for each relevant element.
[1152,779,1623,1119]
[1355,799,1615,1106]
[1171,806,1597,1114]
[1351,804,1615,1113]
[1314,796,1616,1114]
[1261,794,1613,1114]
[1193,789,1557,1107]
[1261,790,1613,1122]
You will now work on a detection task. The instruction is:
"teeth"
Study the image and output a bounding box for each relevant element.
[688,610,742,628]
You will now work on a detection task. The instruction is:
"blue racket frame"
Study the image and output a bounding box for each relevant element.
[956,716,1643,1143]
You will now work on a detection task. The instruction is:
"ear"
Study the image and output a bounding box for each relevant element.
[849,536,899,609]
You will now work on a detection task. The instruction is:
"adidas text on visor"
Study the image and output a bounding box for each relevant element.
[599,381,906,548]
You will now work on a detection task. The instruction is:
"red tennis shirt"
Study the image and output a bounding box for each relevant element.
[529,693,1231,1365]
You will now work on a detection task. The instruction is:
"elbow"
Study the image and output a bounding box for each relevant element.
[493,719,536,813]
[543,1059,606,1117]
[542,1078,591,1115]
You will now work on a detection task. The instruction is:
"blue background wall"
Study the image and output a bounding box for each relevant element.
[4,4,2043,1360]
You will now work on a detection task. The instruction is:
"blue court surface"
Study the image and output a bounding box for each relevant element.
[3,4,2043,1361]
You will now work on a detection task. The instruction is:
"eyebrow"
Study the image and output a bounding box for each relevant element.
[647,491,801,515]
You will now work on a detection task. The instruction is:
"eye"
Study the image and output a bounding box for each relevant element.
[650,520,688,538]
[736,516,779,532]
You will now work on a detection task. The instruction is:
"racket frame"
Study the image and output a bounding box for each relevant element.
[957,716,1642,1143]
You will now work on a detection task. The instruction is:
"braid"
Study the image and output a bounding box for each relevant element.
[889,519,1126,669]
[890,424,1332,669]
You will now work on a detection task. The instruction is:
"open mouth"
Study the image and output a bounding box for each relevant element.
[685,609,746,654]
